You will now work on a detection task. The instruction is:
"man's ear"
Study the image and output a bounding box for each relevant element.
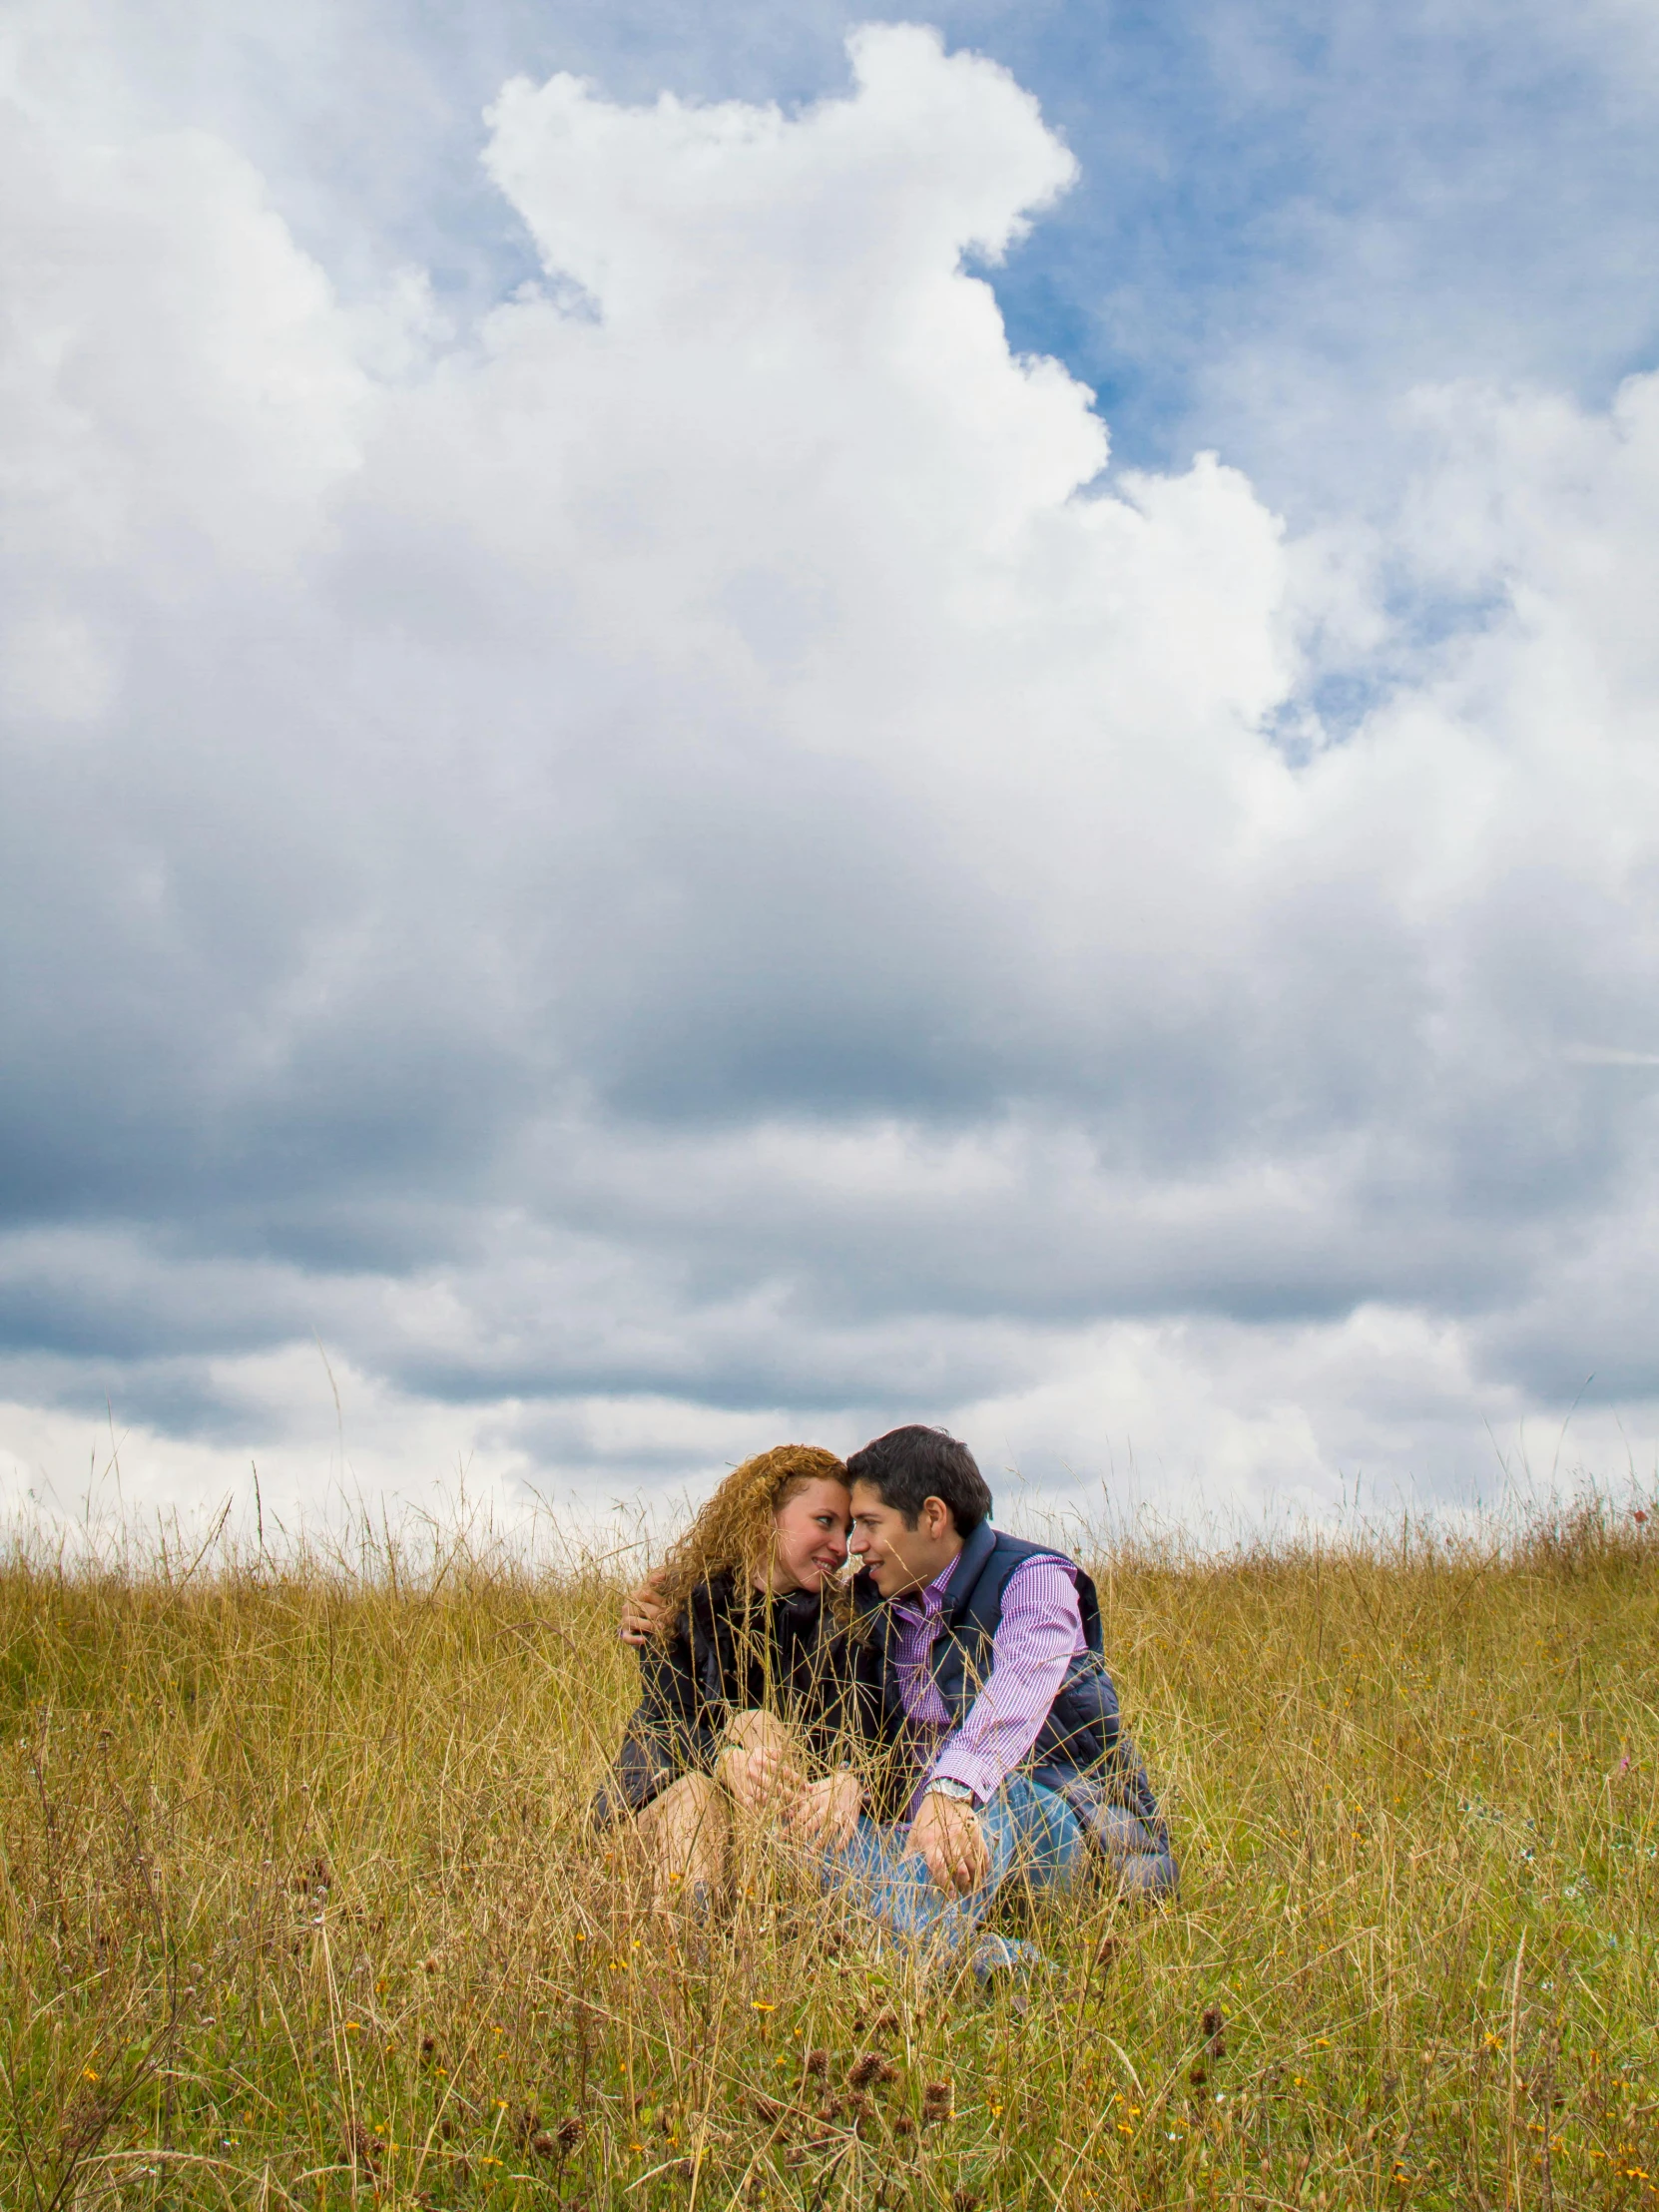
[922,1495,952,1539]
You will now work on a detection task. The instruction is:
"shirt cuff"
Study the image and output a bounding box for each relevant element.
[928,1747,1002,1805]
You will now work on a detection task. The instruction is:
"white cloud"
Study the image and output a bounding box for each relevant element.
[3,17,1659,1529]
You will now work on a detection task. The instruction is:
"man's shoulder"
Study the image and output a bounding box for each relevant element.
[970,1530,1092,1635]
[983,1527,1082,1574]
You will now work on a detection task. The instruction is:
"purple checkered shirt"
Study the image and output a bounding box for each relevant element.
[891,1548,1085,1809]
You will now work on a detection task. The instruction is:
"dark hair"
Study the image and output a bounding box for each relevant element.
[843,1426,992,1535]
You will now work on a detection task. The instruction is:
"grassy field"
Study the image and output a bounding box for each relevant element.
[1,1497,1655,2210]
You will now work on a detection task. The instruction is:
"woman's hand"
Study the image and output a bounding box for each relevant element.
[717,1739,807,1816]
[906,1790,989,1896]
[619,1569,670,1645]
[786,1771,862,1850]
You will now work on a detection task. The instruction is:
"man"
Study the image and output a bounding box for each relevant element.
[620,1424,1174,1972]
[820,1424,1175,1973]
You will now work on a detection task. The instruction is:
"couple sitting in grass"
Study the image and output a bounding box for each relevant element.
[596,1425,1174,1979]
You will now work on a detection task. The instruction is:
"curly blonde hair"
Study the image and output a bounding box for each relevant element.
[651,1444,849,1636]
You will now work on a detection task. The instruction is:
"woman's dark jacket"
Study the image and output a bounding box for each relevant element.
[592,1574,889,1825]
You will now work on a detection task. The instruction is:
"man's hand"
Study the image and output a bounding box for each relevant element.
[905,1789,989,1896]
[786,1771,862,1850]
[717,1739,808,1817]
[619,1568,670,1645]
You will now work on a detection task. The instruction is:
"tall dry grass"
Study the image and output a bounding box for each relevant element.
[0,1495,1654,2209]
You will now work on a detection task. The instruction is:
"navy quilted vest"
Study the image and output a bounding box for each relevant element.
[874,1522,1166,1829]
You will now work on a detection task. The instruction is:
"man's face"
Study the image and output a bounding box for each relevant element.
[848,1480,962,1597]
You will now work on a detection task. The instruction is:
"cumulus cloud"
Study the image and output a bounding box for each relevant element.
[3,12,1659,1528]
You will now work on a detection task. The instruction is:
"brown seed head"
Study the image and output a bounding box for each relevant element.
[848,2052,897,2090]
[341,2120,381,2171]
[556,2114,587,2153]
[1201,2006,1226,2057]
[804,2047,830,2077]
[922,2080,953,2123]
[529,2130,557,2158]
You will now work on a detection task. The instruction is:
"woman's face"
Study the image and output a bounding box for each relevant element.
[766,1476,852,1594]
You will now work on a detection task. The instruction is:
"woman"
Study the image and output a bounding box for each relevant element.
[594,1443,874,1900]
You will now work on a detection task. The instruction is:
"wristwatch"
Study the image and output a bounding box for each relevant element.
[925,1777,976,1805]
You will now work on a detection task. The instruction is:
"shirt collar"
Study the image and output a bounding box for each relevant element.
[894,1550,959,1620]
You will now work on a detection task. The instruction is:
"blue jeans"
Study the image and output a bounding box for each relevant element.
[816,1775,1090,1964]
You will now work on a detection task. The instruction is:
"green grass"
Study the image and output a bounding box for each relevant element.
[1,1497,1655,2209]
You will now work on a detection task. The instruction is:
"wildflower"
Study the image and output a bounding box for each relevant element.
[81,2068,99,2082]
[752,2000,778,2012]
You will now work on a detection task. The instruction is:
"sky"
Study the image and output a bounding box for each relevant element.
[4,0,1659,1537]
